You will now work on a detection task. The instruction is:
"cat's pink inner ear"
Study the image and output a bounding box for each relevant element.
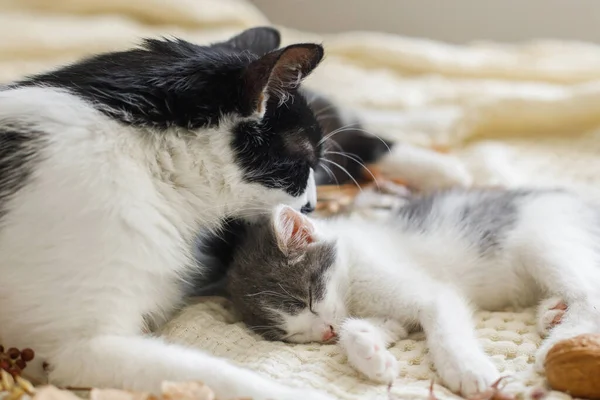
[275,206,315,252]
[241,43,324,117]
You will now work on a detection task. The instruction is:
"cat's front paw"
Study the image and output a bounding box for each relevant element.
[437,354,499,397]
[536,297,567,337]
[340,319,399,384]
[427,159,473,190]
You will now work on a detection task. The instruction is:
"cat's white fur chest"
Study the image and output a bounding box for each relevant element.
[0,87,290,360]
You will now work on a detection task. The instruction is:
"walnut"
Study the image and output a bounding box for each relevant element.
[544,334,600,399]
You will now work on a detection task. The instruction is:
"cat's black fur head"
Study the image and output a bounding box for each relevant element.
[16,27,324,201]
[17,27,321,130]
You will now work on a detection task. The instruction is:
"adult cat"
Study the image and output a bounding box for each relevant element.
[0,27,333,400]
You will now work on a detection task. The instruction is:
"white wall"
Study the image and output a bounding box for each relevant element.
[250,0,600,43]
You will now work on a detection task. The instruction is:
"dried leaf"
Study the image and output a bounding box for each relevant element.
[2,370,15,391]
[467,377,515,400]
[5,386,26,400]
[15,376,35,395]
[90,389,155,400]
[32,386,81,400]
[428,380,439,400]
[161,381,214,400]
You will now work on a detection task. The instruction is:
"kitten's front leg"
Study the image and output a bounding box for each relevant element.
[418,286,499,396]
[338,317,408,383]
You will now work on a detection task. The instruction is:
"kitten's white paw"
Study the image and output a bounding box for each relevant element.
[437,354,499,397]
[340,319,399,384]
[536,297,567,337]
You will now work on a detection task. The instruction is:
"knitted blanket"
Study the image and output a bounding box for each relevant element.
[3,0,600,398]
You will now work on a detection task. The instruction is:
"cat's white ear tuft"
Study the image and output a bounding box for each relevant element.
[241,43,324,118]
[272,205,315,253]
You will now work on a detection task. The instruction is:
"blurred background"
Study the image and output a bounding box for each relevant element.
[251,0,600,43]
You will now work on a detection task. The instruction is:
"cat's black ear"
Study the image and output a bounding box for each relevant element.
[220,27,281,55]
[272,205,316,253]
[240,43,324,117]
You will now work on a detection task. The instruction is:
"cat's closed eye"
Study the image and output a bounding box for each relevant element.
[286,300,307,314]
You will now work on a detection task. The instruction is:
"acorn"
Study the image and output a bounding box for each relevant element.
[545,334,600,399]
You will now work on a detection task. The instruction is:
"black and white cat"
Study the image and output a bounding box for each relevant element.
[0,27,337,399]
[227,189,600,396]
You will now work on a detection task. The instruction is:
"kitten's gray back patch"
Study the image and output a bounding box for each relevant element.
[395,189,539,254]
[457,190,529,254]
[0,124,43,221]
[395,194,436,232]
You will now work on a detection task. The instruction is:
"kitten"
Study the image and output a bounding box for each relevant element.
[227,189,600,396]
[0,27,335,400]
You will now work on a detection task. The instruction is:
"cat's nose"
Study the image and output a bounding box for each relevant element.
[321,325,336,342]
[301,202,315,214]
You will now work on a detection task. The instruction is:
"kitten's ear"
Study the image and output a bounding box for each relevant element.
[240,43,324,117]
[221,27,281,55]
[272,205,316,253]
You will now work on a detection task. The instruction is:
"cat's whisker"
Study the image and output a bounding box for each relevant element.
[312,104,337,119]
[317,123,361,146]
[348,127,393,154]
[319,162,339,186]
[277,283,306,305]
[322,158,363,192]
[245,290,289,300]
[325,150,380,188]
[316,113,340,123]
[247,325,279,332]
[320,123,393,156]
[324,137,344,154]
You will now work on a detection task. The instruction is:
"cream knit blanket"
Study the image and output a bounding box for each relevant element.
[2,0,599,398]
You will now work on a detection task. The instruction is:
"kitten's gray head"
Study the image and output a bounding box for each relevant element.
[227,205,346,343]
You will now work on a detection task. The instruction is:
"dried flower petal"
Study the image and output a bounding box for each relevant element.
[161,381,214,400]
[90,388,153,400]
[32,386,82,400]
[2,369,15,391]
[15,376,35,395]
[5,386,26,400]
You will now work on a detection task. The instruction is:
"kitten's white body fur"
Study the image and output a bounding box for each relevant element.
[280,191,600,395]
[0,86,325,399]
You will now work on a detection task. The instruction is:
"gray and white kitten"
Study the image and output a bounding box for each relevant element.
[227,189,600,396]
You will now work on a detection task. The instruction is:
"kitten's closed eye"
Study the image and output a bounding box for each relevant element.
[286,300,308,315]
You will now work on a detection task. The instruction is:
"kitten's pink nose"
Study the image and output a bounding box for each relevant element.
[322,326,336,342]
